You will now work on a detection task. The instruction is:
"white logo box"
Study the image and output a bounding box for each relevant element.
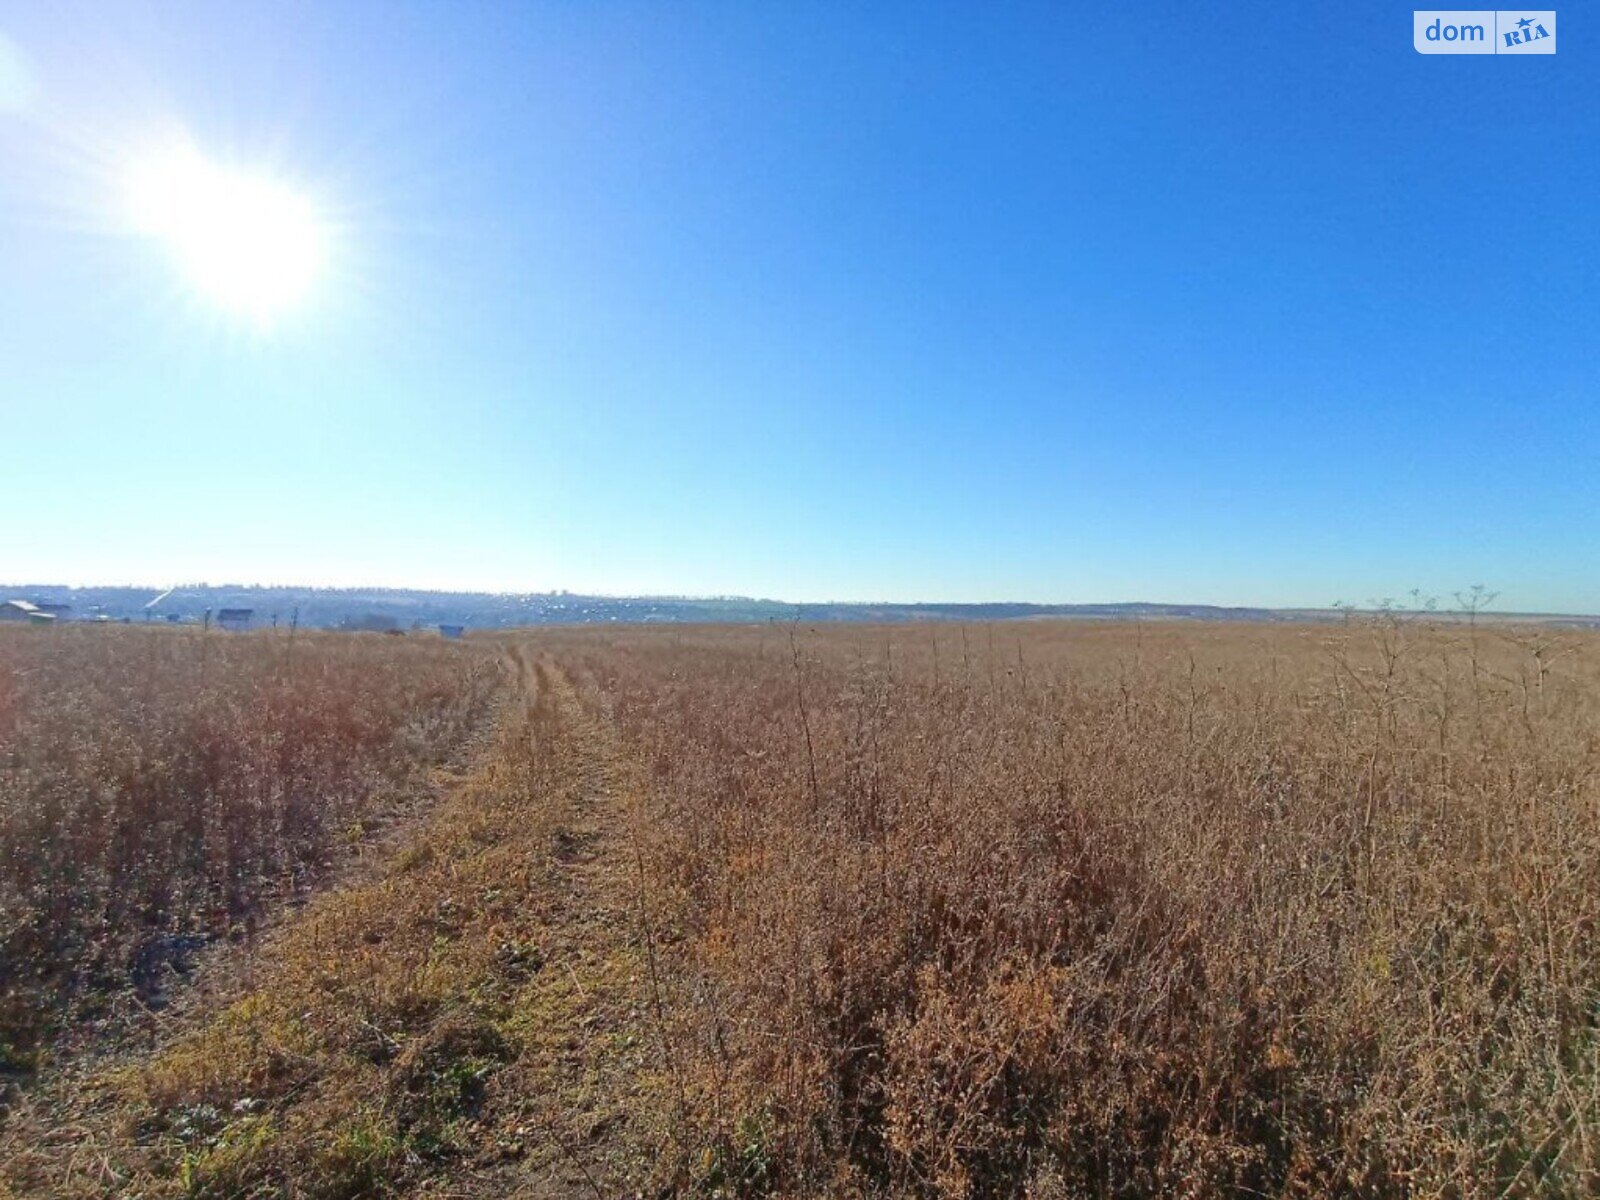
[1414,10,1556,54]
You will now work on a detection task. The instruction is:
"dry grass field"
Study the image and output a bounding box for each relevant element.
[2,617,1598,1198]
[0,626,499,1073]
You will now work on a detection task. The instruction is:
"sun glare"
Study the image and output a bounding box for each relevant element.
[126,143,326,326]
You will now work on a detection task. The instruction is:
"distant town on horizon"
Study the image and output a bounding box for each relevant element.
[3,583,1597,632]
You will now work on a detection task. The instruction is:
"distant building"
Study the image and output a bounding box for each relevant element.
[0,600,42,623]
[33,602,71,619]
[438,624,465,640]
[216,608,254,632]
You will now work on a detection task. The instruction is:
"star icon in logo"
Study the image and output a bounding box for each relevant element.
[1517,16,1534,28]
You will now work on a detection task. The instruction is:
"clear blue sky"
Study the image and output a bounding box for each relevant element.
[1,2,1594,609]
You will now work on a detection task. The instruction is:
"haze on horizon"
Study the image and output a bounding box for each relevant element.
[1,2,1594,614]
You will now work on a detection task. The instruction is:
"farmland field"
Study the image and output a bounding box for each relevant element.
[0,625,500,1067]
[2,618,1598,1198]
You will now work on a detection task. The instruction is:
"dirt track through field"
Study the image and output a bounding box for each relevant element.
[477,647,668,1198]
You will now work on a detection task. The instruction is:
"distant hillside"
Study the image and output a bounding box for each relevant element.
[3,585,1596,630]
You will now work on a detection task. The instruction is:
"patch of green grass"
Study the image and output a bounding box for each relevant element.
[176,1114,277,1199]
[310,1115,407,1200]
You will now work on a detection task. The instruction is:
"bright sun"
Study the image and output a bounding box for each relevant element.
[127,143,326,326]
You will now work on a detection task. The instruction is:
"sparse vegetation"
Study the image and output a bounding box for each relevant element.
[2,617,1598,1198]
